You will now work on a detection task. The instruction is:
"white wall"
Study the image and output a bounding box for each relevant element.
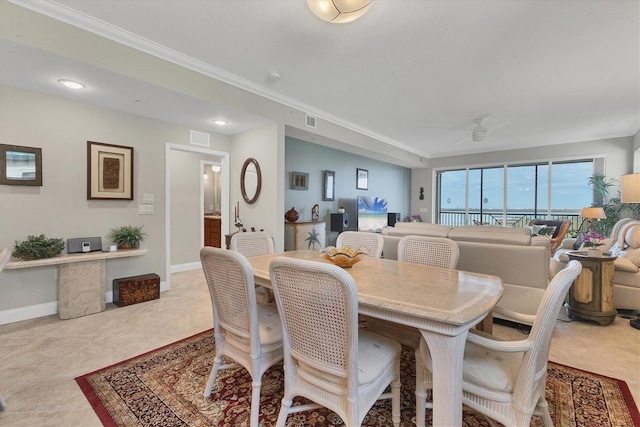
[0,85,232,318]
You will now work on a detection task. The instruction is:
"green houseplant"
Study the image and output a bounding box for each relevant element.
[588,174,640,236]
[108,225,147,249]
[13,234,64,260]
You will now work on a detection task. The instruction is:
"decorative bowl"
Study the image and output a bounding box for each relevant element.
[321,246,367,268]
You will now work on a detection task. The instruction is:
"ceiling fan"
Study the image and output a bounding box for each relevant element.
[452,114,508,145]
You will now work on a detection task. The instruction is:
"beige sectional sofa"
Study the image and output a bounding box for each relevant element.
[553,218,640,311]
[380,222,552,325]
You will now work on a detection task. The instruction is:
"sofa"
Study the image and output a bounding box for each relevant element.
[554,218,640,310]
[380,222,552,325]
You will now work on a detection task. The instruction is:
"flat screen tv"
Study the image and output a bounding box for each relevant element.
[357,196,388,232]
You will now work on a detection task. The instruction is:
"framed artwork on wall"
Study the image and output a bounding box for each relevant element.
[87,141,134,200]
[292,171,309,190]
[356,168,368,190]
[0,144,42,186]
[323,170,335,201]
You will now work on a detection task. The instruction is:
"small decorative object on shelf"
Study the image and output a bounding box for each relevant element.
[306,227,321,250]
[338,206,346,214]
[108,225,147,250]
[234,218,244,233]
[311,204,319,221]
[285,207,299,222]
[322,246,367,268]
[12,234,64,259]
[582,231,605,256]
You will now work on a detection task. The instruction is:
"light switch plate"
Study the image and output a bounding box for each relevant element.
[139,205,153,215]
[143,193,154,204]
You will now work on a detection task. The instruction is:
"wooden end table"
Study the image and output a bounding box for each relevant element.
[564,251,617,325]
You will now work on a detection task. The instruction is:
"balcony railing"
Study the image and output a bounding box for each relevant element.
[437,210,583,235]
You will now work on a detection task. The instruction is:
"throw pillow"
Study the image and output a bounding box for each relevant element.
[623,248,640,268]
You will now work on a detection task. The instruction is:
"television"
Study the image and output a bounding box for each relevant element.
[357,196,388,232]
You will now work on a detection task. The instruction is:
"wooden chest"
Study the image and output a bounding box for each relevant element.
[113,273,160,307]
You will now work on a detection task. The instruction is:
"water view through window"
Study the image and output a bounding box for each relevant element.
[437,159,594,230]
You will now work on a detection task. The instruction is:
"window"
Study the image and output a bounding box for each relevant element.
[436,158,598,230]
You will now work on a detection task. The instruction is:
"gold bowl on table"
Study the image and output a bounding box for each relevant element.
[321,246,367,268]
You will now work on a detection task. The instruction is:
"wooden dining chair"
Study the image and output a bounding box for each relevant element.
[230,231,274,303]
[200,247,284,427]
[269,257,402,427]
[397,235,459,268]
[414,260,582,427]
[336,231,384,258]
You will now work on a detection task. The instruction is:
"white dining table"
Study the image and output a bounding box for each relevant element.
[246,250,503,427]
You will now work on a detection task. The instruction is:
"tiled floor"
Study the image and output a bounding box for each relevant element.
[0,268,638,426]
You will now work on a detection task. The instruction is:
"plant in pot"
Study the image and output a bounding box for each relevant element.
[108,225,147,249]
[12,234,65,260]
[582,231,605,256]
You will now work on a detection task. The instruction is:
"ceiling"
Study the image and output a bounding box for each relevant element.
[1,0,638,164]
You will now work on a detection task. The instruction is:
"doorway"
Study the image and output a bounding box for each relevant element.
[165,143,229,290]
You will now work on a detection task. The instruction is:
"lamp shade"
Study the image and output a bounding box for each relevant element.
[621,173,640,203]
[307,0,373,23]
[579,207,606,219]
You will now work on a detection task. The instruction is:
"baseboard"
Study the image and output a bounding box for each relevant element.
[0,280,169,325]
[170,262,201,273]
[0,301,58,325]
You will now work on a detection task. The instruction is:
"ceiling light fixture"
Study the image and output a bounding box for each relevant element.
[307,0,373,24]
[58,79,85,89]
[212,120,228,126]
[211,165,221,173]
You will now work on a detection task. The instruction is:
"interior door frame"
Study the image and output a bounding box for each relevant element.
[165,143,229,290]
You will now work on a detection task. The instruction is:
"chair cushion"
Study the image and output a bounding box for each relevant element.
[257,303,283,345]
[298,330,400,387]
[419,338,523,393]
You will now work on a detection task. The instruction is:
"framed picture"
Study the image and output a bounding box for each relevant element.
[87,141,134,200]
[0,144,42,186]
[292,171,309,190]
[323,170,335,201]
[356,168,368,190]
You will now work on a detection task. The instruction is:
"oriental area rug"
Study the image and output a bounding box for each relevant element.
[76,329,639,427]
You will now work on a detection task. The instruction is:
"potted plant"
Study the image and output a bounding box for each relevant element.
[582,231,605,256]
[108,225,147,249]
[13,234,65,260]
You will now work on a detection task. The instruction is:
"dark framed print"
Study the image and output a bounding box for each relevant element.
[87,141,134,200]
[323,170,335,201]
[292,171,309,190]
[356,168,368,190]
[0,144,42,186]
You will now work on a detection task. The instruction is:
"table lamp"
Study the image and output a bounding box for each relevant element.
[579,207,606,231]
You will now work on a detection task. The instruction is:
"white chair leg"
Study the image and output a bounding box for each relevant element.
[203,356,222,397]
[276,397,292,427]
[391,359,401,427]
[249,379,262,427]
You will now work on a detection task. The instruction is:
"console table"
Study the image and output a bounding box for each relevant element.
[5,249,147,319]
[565,251,617,325]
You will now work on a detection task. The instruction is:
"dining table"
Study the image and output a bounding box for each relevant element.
[246,250,504,427]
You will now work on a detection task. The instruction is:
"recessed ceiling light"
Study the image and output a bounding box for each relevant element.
[58,79,85,89]
[213,120,228,126]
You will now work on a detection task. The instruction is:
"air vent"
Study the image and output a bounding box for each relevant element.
[190,130,210,147]
[305,114,317,129]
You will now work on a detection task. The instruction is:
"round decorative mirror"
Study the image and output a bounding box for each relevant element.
[240,158,262,204]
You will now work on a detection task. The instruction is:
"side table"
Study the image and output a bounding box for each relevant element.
[565,251,617,325]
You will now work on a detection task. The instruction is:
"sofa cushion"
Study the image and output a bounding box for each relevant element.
[386,222,451,238]
[615,257,639,273]
[448,225,531,246]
